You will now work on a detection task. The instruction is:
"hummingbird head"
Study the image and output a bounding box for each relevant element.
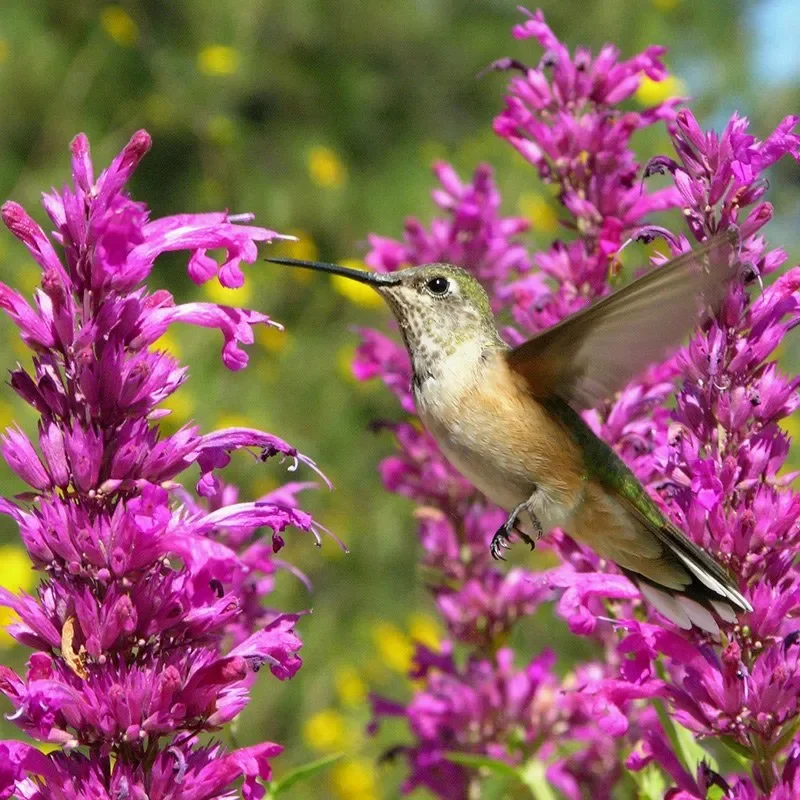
[265,256,502,376]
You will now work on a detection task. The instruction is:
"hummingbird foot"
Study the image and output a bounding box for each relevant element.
[490,501,541,560]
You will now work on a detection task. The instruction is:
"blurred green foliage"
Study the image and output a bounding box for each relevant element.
[0,1,797,797]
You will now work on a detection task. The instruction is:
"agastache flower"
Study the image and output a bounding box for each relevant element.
[0,739,282,800]
[492,8,682,253]
[0,131,328,798]
[603,108,800,796]
[358,8,800,798]
[359,9,689,795]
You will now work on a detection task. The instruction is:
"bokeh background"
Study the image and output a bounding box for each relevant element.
[0,1,798,797]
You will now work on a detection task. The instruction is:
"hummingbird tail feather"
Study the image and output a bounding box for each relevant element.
[669,546,751,611]
[611,493,752,632]
[624,560,749,636]
[710,599,738,624]
[636,581,722,635]
[636,581,691,629]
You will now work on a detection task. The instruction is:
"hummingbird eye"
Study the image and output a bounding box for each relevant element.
[425,276,450,296]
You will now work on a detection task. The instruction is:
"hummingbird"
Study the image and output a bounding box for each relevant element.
[266,233,752,634]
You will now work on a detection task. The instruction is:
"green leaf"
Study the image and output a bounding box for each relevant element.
[443,751,520,781]
[770,716,800,758]
[629,763,668,800]
[654,700,717,775]
[719,735,753,766]
[518,759,560,800]
[266,752,344,798]
[444,752,562,800]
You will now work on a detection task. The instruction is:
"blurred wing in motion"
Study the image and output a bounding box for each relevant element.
[506,232,741,409]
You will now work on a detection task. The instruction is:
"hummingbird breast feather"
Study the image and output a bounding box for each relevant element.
[415,348,588,532]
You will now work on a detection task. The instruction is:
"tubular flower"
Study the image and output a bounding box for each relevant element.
[0,131,327,798]
[359,8,800,798]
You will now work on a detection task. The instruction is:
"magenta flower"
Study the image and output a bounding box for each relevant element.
[0,738,281,800]
[357,8,800,798]
[0,131,328,798]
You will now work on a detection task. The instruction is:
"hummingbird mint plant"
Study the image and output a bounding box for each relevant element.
[0,131,331,798]
[350,9,800,799]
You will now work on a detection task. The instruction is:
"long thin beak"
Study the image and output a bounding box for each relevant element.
[264,256,401,287]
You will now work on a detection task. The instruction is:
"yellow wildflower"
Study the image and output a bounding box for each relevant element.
[197,45,241,77]
[0,545,35,593]
[330,260,384,308]
[214,413,252,431]
[335,665,367,706]
[160,389,195,424]
[307,146,347,189]
[101,6,139,47]
[203,276,253,307]
[372,622,413,673]
[635,74,686,107]
[284,231,319,262]
[518,192,558,234]
[331,758,377,800]
[408,612,441,651]
[0,606,19,650]
[272,232,319,283]
[153,329,182,359]
[0,400,15,430]
[303,709,348,752]
[781,414,800,441]
[337,345,358,384]
[652,0,681,9]
[0,544,36,648]
[0,39,8,65]
[257,325,287,354]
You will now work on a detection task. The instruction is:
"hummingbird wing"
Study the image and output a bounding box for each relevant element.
[505,232,740,410]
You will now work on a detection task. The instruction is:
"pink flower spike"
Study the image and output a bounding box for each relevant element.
[0,127,325,797]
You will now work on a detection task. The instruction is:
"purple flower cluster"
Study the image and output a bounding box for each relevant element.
[0,132,326,798]
[356,10,800,798]
[610,110,800,797]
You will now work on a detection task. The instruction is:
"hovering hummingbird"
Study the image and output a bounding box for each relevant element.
[266,233,752,634]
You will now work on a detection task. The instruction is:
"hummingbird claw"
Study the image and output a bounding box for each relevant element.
[490,529,511,561]
[490,500,545,561]
[514,528,536,551]
[490,543,507,561]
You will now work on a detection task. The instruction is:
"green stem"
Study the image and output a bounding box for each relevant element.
[518,759,558,800]
[751,734,777,793]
